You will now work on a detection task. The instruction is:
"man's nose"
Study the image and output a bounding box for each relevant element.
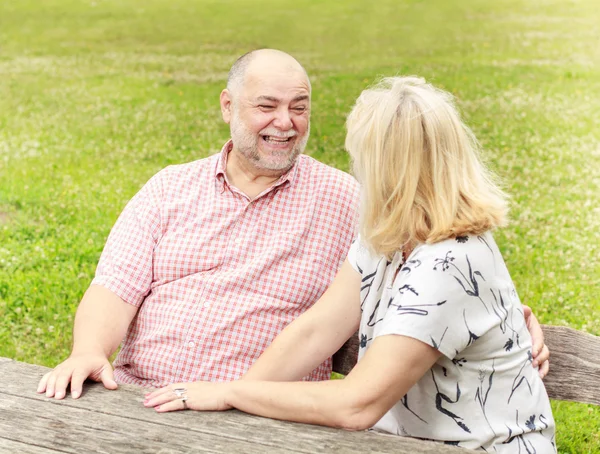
[273,108,293,130]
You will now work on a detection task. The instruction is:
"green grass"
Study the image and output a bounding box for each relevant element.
[0,0,598,451]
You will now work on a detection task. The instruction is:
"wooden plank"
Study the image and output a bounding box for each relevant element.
[542,325,600,406]
[0,394,296,454]
[333,333,358,376]
[0,437,65,453]
[0,358,471,453]
[0,396,465,454]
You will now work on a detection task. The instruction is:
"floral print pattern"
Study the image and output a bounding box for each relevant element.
[348,232,556,453]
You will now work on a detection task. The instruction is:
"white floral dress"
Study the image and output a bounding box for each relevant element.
[348,232,556,453]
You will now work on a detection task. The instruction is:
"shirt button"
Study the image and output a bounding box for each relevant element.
[203,301,210,308]
[188,341,195,348]
[234,237,241,245]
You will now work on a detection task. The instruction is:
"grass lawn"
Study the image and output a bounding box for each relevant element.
[0,0,598,451]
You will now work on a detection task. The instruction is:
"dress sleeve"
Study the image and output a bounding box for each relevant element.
[346,236,365,274]
[91,170,166,307]
[376,241,501,360]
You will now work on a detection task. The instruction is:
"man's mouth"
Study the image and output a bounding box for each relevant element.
[262,135,294,144]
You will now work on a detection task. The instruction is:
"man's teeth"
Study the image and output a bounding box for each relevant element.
[264,136,291,143]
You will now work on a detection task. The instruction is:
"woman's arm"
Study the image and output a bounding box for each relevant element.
[242,259,363,382]
[145,334,441,431]
[229,334,441,430]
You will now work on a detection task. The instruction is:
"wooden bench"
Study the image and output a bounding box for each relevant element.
[0,357,475,453]
[333,325,600,406]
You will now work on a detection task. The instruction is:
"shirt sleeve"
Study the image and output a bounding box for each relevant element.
[91,170,166,307]
[376,241,501,360]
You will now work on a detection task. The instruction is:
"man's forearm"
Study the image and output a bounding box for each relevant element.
[72,284,138,357]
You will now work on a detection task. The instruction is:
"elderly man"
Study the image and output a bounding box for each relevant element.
[38,49,548,400]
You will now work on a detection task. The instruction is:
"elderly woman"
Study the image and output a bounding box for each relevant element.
[145,77,556,452]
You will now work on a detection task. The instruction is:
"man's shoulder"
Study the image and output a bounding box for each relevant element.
[150,153,219,188]
[297,155,359,193]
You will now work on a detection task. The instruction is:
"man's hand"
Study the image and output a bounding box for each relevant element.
[523,305,550,378]
[143,382,233,413]
[36,285,138,399]
[37,353,117,399]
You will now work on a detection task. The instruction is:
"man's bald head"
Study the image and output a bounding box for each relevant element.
[226,49,311,100]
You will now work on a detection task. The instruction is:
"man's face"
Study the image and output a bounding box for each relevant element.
[224,69,311,173]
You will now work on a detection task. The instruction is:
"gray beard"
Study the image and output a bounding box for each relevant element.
[230,115,309,172]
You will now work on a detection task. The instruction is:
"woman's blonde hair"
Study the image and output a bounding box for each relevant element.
[345,76,508,258]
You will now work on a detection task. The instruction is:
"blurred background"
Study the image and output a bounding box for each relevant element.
[0,0,598,451]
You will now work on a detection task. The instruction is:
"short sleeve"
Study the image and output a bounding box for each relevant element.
[346,238,360,273]
[347,236,373,274]
[91,170,166,307]
[376,241,500,360]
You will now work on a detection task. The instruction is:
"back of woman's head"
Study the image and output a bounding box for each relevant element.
[345,76,508,258]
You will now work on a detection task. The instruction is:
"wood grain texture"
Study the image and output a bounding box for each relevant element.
[333,325,600,406]
[0,358,471,454]
[541,325,600,406]
[0,438,62,454]
[332,332,359,376]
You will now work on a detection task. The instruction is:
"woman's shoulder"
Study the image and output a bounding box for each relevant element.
[348,236,388,270]
[411,232,501,270]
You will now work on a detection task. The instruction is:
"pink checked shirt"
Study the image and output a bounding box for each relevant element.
[92,141,360,387]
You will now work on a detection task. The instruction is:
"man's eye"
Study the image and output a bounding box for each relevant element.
[259,105,275,109]
[293,106,307,112]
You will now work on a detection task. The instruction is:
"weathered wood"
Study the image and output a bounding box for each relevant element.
[0,358,472,454]
[332,332,359,376]
[332,325,600,406]
[0,438,62,454]
[0,395,284,453]
[541,325,600,406]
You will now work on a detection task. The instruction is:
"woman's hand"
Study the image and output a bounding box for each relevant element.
[144,382,233,413]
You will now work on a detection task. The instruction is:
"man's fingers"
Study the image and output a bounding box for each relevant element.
[53,371,75,400]
[526,313,544,357]
[533,344,550,369]
[522,305,533,320]
[37,372,51,394]
[539,360,550,379]
[70,370,90,399]
[99,366,118,390]
[540,344,550,364]
[44,371,59,398]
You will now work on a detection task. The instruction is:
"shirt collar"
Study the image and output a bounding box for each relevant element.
[214,139,300,190]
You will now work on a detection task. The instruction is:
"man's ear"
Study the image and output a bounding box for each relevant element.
[220,89,232,124]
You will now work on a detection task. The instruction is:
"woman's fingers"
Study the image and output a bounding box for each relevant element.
[144,389,178,408]
[144,386,173,400]
[155,399,186,413]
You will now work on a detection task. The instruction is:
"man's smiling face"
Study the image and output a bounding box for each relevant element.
[223,56,311,173]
